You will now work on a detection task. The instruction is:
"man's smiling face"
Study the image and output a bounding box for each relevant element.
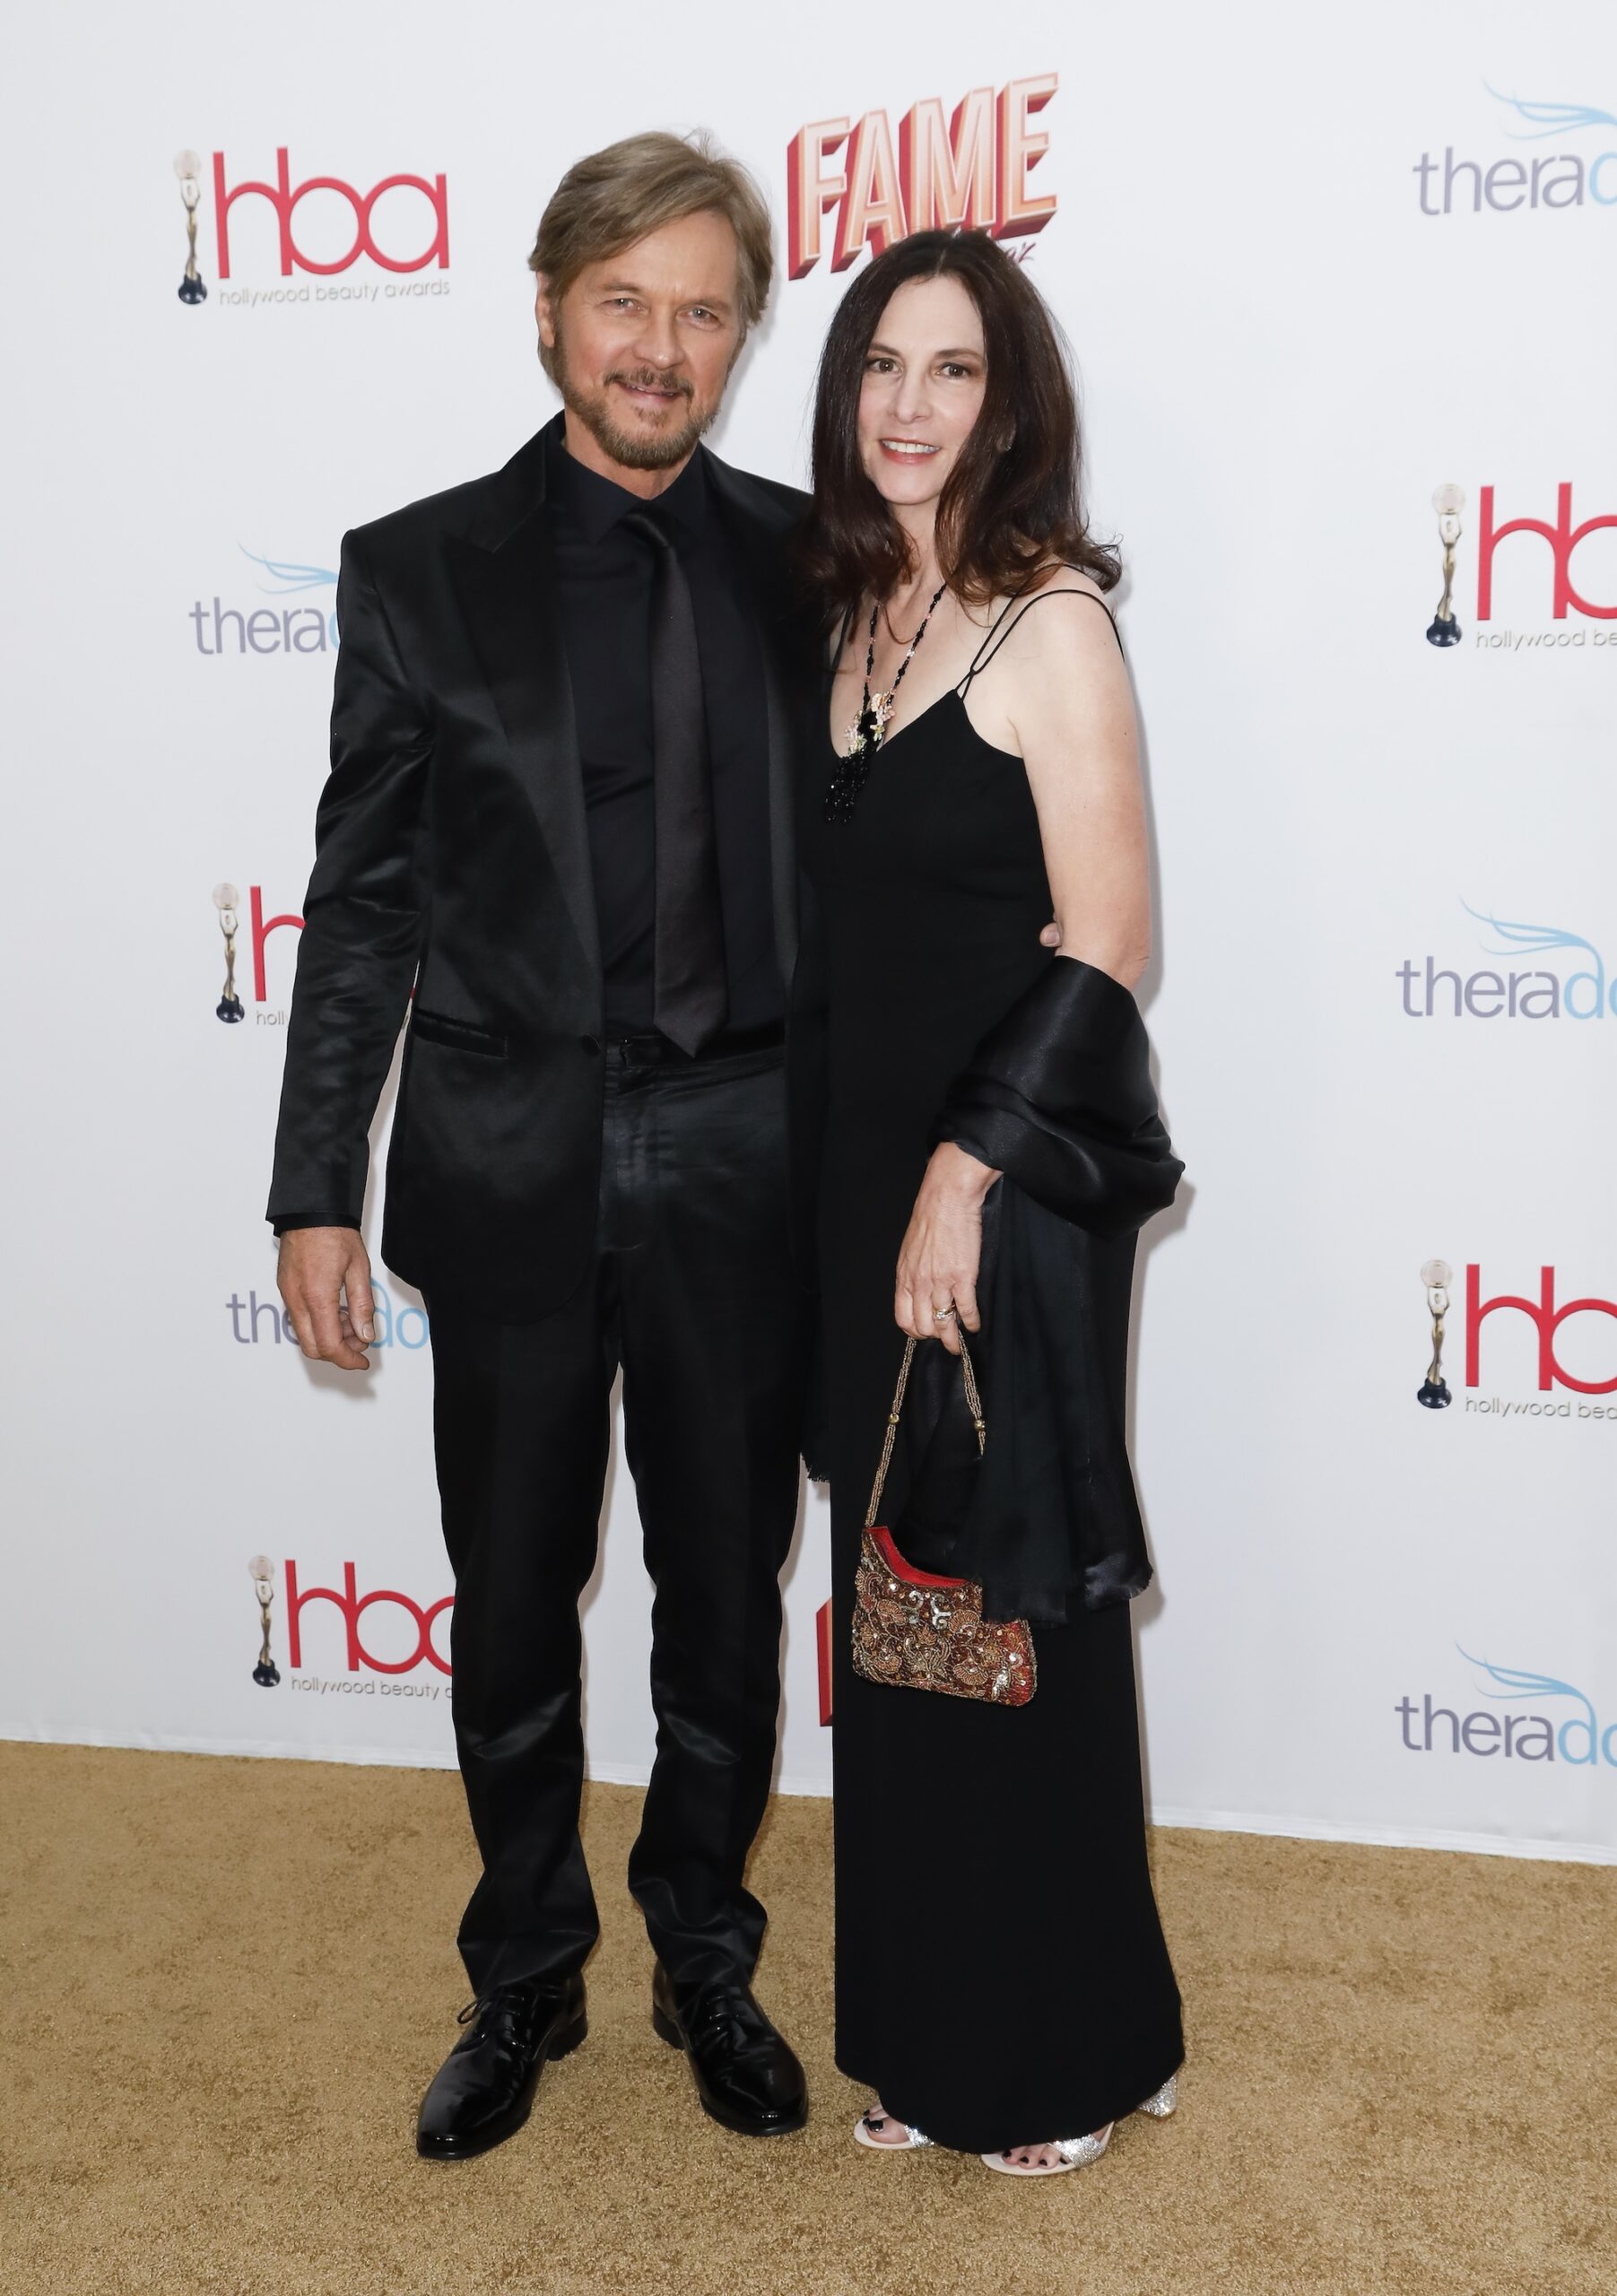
[537,208,744,478]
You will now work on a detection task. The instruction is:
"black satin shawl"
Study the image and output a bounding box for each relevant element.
[892,958,1182,1628]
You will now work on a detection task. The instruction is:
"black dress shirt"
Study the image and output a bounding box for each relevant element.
[544,429,780,1037]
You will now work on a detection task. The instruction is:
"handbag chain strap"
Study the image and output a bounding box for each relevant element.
[863,1332,987,1531]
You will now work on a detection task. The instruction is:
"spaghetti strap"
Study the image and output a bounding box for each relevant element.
[958,585,1122,692]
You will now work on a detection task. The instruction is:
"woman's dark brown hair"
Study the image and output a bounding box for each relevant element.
[798,229,1117,623]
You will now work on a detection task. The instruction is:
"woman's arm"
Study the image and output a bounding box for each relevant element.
[1004,584,1150,991]
[892,585,1150,1354]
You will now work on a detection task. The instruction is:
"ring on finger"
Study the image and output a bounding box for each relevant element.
[934,1303,957,1323]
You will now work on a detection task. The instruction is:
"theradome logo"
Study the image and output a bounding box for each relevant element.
[1398,1648,1617,1767]
[1414,84,1617,216]
[1397,903,1617,1021]
[189,549,339,657]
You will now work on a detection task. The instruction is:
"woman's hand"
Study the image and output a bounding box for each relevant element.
[894,1143,1000,1356]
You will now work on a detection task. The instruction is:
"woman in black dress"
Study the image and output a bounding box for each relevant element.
[797,232,1184,2175]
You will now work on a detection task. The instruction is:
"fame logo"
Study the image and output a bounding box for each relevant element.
[787,74,1057,279]
[171,144,451,309]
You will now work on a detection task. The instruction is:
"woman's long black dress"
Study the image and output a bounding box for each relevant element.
[800,665,1183,2156]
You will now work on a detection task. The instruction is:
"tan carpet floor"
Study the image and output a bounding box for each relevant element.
[0,1743,1612,2296]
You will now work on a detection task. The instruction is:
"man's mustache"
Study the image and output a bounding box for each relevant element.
[605,366,694,400]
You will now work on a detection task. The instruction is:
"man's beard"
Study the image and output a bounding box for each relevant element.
[552,335,714,472]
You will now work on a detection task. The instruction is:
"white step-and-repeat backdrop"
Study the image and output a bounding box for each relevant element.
[5,2,1613,1863]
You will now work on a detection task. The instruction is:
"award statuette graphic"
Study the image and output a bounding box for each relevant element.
[213,882,244,1022]
[174,151,208,306]
[1417,1258,1454,1408]
[1426,483,1465,648]
[248,1555,281,1687]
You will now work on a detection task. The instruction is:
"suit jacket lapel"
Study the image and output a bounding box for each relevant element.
[707,457,802,991]
[444,424,600,978]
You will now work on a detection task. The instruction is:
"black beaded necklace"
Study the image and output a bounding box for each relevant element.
[824,579,949,823]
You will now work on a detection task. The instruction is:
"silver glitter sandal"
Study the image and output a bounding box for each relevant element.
[978,2074,1178,2177]
[853,2103,934,2152]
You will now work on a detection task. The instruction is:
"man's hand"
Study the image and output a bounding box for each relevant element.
[277,1227,377,1371]
[894,1143,1000,1358]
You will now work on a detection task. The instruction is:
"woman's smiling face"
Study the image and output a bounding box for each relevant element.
[856,273,989,513]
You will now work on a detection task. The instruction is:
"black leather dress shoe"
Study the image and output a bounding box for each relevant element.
[416,1970,587,2161]
[651,1962,807,2136]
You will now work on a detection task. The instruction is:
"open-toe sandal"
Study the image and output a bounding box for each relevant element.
[979,2074,1178,2177]
[854,2105,933,2152]
[980,2126,1114,2176]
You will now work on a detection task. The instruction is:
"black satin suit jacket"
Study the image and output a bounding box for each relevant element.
[266,418,825,1322]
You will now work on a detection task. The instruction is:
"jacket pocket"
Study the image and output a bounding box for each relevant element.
[409,1005,510,1059]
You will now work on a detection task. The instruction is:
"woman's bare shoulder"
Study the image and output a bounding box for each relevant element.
[1017,559,1109,604]
[983,565,1118,671]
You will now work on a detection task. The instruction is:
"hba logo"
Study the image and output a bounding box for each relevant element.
[211,883,303,1022]
[1397,1649,1617,1768]
[213,147,450,277]
[787,74,1056,279]
[1428,478,1617,637]
[1465,1264,1617,1396]
[1396,902,1616,1021]
[1476,483,1617,622]
[284,1560,452,1676]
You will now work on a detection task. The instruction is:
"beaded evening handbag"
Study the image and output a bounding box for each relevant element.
[850,1334,1037,1707]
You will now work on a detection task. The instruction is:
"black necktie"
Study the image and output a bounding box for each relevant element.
[622,508,729,1056]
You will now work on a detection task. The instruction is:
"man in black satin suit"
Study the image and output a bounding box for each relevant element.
[267,133,822,2160]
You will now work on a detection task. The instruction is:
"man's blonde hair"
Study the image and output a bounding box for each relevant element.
[528,131,774,379]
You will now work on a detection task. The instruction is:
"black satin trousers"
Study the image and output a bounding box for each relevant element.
[426,1039,806,1996]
